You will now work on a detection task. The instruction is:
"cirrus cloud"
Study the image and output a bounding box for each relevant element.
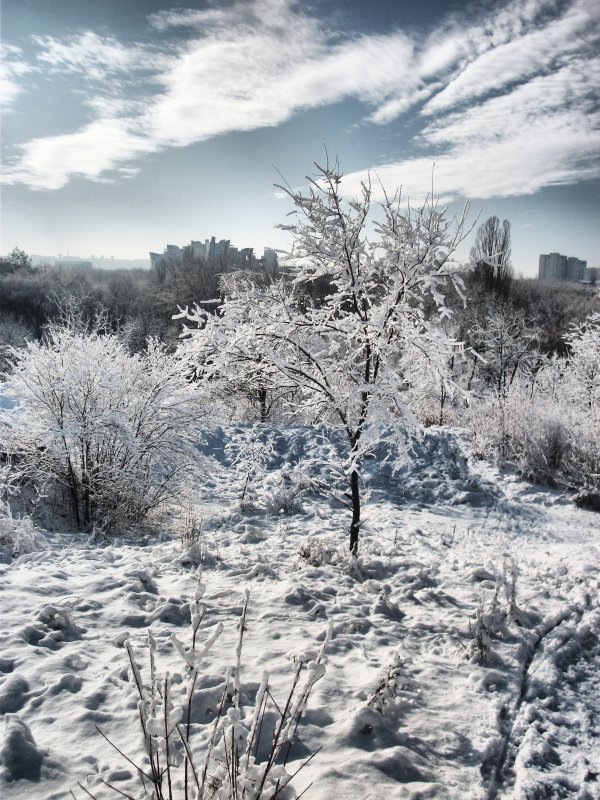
[2,0,599,203]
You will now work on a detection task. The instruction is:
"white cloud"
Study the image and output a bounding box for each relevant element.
[0,46,32,110]
[33,31,155,80]
[145,28,418,148]
[149,0,300,32]
[421,59,600,149]
[343,103,600,203]
[342,123,600,205]
[368,85,439,126]
[148,6,232,31]
[342,0,600,203]
[3,0,599,201]
[424,0,599,114]
[4,119,152,191]
[6,0,421,187]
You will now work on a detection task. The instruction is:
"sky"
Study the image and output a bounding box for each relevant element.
[1,0,599,275]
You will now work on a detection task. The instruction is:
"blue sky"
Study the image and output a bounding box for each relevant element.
[1,0,599,275]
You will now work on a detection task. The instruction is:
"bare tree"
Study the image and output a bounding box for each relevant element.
[469,216,513,297]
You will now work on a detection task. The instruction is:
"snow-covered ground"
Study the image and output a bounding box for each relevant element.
[1,427,598,799]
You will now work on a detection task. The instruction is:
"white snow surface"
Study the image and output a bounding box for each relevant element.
[0,425,599,799]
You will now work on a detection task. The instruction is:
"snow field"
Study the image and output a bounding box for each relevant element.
[0,426,599,799]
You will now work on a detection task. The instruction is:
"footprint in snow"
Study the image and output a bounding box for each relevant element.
[0,675,30,714]
[0,715,45,783]
[22,605,85,650]
[151,596,190,626]
[124,569,158,595]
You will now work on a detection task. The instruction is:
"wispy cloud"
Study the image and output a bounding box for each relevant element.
[32,31,154,80]
[345,0,600,201]
[423,0,598,115]
[3,0,599,200]
[0,45,33,110]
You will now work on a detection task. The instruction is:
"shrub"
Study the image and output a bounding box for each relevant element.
[0,500,45,562]
[467,345,599,504]
[1,316,199,531]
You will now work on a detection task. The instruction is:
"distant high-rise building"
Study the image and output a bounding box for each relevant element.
[262,247,278,275]
[214,239,230,260]
[538,252,587,282]
[229,246,240,266]
[239,247,255,268]
[189,240,205,259]
[566,256,586,282]
[150,236,275,274]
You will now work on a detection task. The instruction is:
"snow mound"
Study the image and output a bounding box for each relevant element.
[22,605,85,650]
[196,424,500,515]
[0,676,30,715]
[367,428,501,507]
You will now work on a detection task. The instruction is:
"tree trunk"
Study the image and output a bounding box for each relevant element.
[349,468,360,554]
[258,387,268,424]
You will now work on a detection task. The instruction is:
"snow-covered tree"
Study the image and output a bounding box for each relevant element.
[470,307,539,398]
[0,247,33,275]
[563,312,600,411]
[180,159,470,552]
[2,313,199,531]
[466,307,539,458]
[400,318,467,426]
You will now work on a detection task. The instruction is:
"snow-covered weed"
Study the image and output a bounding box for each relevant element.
[0,500,46,562]
[468,558,521,663]
[78,571,331,799]
[468,594,495,663]
[298,536,336,567]
[367,650,414,717]
[179,503,205,566]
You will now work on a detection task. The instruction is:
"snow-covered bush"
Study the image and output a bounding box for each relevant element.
[563,312,600,410]
[468,313,600,504]
[468,381,571,484]
[0,318,30,377]
[299,535,337,566]
[263,466,316,516]
[0,500,45,562]
[1,317,200,531]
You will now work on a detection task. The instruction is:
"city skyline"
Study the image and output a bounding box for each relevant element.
[2,0,599,276]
